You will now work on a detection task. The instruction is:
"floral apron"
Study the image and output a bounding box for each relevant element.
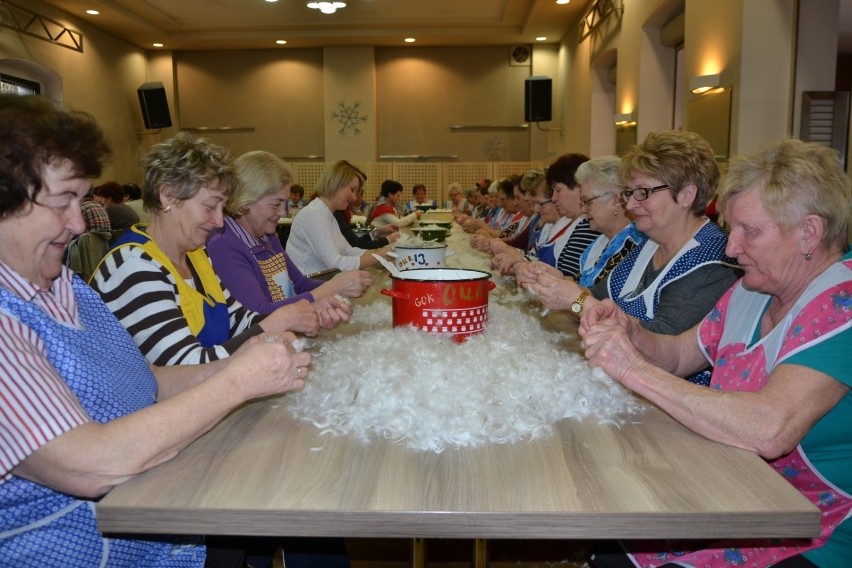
[627,260,852,567]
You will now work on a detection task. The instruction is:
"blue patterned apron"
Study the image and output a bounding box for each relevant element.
[0,276,204,567]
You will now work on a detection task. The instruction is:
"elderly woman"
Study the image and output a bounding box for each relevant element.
[287,161,394,274]
[581,138,851,568]
[206,150,371,315]
[405,182,437,212]
[445,182,471,214]
[519,132,739,385]
[91,133,336,367]
[0,94,308,567]
[573,156,646,286]
[367,179,421,228]
[510,153,599,281]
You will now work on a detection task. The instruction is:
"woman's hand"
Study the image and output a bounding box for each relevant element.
[579,298,630,336]
[469,234,490,252]
[261,299,321,337]
[578,314,647,387]
[227,334,311,399]
[312,295,353,328]
[514,260,561,288]
[385,231,401,243]
[318,270,372,298]
[375,224,399,236]
[530,271,577,311]
[491,251,525,275]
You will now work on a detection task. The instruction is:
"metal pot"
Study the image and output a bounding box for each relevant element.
[410,227,448,243]
[387,243,453,271]
[380,268,496,341]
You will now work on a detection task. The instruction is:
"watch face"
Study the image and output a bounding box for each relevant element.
[570,303,581,314]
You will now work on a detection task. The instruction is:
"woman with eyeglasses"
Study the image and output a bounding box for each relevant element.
[518,131,739,385]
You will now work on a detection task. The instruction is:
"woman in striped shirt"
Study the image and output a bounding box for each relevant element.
[90,133,350,366]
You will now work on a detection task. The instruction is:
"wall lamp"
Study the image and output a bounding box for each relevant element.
[614,112,636,126]
[307,1,346,14]
[690,73,723,94]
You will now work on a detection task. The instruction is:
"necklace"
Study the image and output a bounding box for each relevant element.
[653,220,703,270]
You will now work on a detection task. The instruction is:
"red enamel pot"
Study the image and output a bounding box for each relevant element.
[380,268,496,342]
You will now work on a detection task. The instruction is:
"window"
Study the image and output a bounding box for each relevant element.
[1,73,41,96]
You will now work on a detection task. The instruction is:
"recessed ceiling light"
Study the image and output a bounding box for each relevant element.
[536,36,547,41]
[404,37,416,43]
[265,0,279,3]
[307,2,346,14]
[152,43,164,48]
[276,40,287,45]
[86,9,99,15]
[556,0,570,5]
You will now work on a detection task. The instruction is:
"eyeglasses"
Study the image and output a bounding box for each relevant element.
[580,192,613,208]
[620,184,669,203]
[531,199,552,206]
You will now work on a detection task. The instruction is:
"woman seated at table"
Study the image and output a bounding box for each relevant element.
[478,168,546,257]
[91,133,344,366]
[581,137,852,568]
[287,161,394,274]
[336,205,400,250]
[461,177,525,237]
[445,182,471,214]
[0,93,310,568]
[573,156,646,286]
[405,183,437,212]
[207,150,372,314]
[367,179,422,228]
[519,131,739,384]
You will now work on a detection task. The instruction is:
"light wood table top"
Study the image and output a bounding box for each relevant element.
[97,237,820,541]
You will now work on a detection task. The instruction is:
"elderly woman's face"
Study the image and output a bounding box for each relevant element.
[243,185,290,238]
[551,181,583,219]
[414,187,427,203]
[623,172,686,242]
[166,181,227,252]
[0,160,88,289]
[724,188,798,294]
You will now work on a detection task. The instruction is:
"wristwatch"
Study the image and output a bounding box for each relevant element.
[570,290,589,315]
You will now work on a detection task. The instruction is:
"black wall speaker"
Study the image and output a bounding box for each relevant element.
[137,82,172,129]
[524,76,552,122]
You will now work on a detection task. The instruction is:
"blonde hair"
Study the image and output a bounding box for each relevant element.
[620,130,718,216]
[228,151,293,216]
[520,168,546,194]
[719,138,852,251]
[141,132,235,214]
[447,182,462,196]
[315,160,366,199]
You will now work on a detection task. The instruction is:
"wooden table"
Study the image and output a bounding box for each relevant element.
[97,233,820,542]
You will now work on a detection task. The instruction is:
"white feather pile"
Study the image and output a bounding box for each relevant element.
[286,230,646,452]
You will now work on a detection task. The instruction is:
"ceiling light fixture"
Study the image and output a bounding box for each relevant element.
[536,36,547,41]
[307,2,346,14]
[152,43,164,48]
[86,9,99,15]
[404,37,416,43]
[276,40,287,45]
[556,0,570,4]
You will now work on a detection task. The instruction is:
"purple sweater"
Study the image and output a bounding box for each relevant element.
[207,217,322,314]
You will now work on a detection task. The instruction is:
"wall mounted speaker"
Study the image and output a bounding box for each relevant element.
[137,82,172,129]
[524,76,552,122]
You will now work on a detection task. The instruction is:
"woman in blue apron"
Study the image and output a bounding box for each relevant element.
[0,93,308,568]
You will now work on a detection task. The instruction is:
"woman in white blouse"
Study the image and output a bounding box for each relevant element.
[286,160,393,273]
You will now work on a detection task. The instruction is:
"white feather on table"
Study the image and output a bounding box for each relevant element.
[285,228,646,452]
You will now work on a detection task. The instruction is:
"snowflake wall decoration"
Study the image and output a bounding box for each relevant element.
[331,100,368,136]
[483,136,506,161]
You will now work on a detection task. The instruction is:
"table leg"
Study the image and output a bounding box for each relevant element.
[411,537,426,568]
[474,538,488,568]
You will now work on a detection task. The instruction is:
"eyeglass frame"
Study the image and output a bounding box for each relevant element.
[580,191,614,208]
[620,184,670,203]
[530,198,553,207]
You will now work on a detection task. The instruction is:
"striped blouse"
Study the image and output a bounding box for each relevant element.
[0,263,90,477]
[556,217,600,279]
[90,244,261,366]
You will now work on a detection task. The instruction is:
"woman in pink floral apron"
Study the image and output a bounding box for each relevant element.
[580,138,852,568]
